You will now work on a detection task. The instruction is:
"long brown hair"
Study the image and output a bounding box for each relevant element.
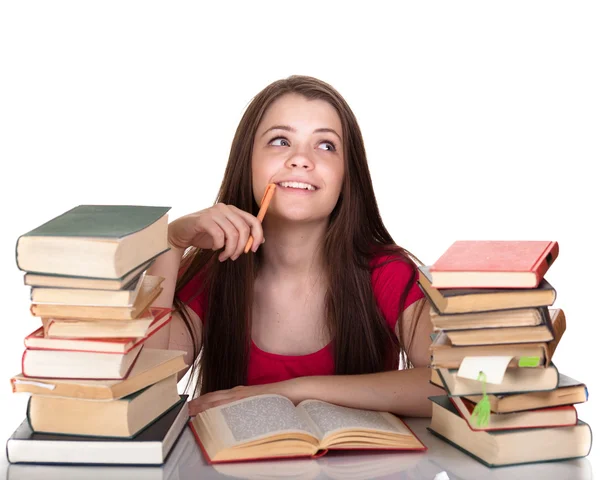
[174,75,420,396]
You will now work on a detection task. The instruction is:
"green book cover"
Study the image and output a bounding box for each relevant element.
[19,205,171,238]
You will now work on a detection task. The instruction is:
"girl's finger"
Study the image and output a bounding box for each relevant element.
[228,205,265,253]
[219,208,252,260]
[193,220,225,250]
[211,214,240,261]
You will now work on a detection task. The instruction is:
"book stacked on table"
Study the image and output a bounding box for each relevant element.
[7,205,190,465]
[420,240,592,467]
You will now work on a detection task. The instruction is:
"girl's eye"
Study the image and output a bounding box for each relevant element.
[269,137,290,147]
[318,141,336,152]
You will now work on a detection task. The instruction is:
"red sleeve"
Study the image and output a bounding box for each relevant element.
[176,269,208,323]
[371,255,424,331]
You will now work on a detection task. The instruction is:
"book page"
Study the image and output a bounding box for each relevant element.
[214,394,318,444]
[298,400,411,438]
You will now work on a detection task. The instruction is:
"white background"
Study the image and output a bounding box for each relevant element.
[0,0,598,472]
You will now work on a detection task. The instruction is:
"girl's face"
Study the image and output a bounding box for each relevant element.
[251,93,345,223]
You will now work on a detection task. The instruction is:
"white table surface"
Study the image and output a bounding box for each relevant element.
[1,417,594,479]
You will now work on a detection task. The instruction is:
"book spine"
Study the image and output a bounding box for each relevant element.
[547,309,566,360]
[532,241,559,285]
[15,235,24,272]
[25,396,33,431]
[541,343,551,367]
[21,349,27,377]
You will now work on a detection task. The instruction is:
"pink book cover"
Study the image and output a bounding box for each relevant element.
[430,241,559,288]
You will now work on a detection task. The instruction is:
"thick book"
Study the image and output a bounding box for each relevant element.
[449,396,578,431]
[23,258,153,290]
[430,307,564,369]
[6,423,198,480]
[16,205,171,279]
[27,375,180,437]
[22,343,144,380]
[442,307,560,346]
[430,333,550,369]
[443,322,553,346]
[464,373,588,413]
[189,394,426,463]
[430,305,548,331]
[27,308,172,352]
[6,395,189,465]
[428,395,591,467]
[431,363,559,396]
[418,266,556,314]
[429,240,559,289]
[30,275,164,320]
[30,271,147,307]
[41,314,155,340]
[11,348,187,400]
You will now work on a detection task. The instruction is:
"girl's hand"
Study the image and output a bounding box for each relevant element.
[188,379,303,415]
[168,203,265,261]
[188,385,270,415]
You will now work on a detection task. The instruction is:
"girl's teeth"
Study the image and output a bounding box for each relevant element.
[279,181,316,191]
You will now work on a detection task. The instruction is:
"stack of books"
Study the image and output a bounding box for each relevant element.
[6,205,190,465]
[420,240,593,467]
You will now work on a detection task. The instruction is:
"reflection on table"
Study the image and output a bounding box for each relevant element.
[5,418,593,480]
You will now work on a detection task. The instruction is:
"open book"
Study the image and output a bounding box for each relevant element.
[189,394,425,463]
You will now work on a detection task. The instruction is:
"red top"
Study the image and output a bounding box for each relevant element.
[177,254,424,386]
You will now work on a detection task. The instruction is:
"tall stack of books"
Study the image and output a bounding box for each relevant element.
[6,205,190,465]
[420,240,593,467]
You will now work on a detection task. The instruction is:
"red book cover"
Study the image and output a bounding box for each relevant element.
[23,307,172,354]
[450,396,578,432]
[430,240,559,288]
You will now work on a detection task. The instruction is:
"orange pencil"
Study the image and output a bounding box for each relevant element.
[244,183,276,253]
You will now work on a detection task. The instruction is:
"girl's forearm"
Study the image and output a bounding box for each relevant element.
[285,368,445,417]
[144,237,185,350]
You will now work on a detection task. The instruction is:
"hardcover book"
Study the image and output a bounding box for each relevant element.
[430,306,549,331]
[27,375,181,437]
[464,373,588,413]
[6,396,189,465]
[442,307,562,346]
[30,271,147,307]
[11,348,187,400]
[22,343,144,380]
[189,394,426,463]
[418,266,556,314]
[27,307,172,352]
[431,363,559,396]
[16,205,170,279]
[30,275,164,320]
[428,395,592,467]
[429,240,559,289]
[23,258,153,290]
[449,396,578,431]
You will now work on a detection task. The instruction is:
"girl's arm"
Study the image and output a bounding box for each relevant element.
[283,298,443,417]
[282,299,444,417]
[144,243,185,349]
[192,298,444,416]
[144,241,202,378]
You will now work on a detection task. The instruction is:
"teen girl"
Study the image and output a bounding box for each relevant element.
[147,75,441,416]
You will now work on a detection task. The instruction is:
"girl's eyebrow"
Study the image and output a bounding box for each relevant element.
[260,124,342,142]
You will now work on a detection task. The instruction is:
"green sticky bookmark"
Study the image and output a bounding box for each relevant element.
[470,371,490,428]
[518,356,540,367]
